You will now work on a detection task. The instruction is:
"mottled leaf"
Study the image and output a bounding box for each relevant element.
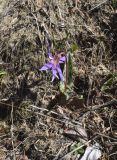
[70,142,84,155]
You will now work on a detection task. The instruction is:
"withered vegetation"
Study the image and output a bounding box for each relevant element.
[0,0,117,159]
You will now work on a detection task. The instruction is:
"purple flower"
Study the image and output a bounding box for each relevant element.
[40,51,66,81]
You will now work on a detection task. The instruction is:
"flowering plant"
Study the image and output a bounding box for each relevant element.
[40,49,66,81]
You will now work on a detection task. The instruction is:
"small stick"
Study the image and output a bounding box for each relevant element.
[79,99,117,119]
[90,99,117,111]
[88,0,108,12]
[60,139,92,160]
[11,102,16,160]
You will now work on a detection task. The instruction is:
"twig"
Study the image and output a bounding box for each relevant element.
[88,0,108,12]
[14,137,30,150]
[0,101,12,107]
[59,140,91,160]
[29,105,82,126]
[95,132,117,141]
[53,143,71,160]
[90,99,117,111]
[11,102,16,160]
[79,99,117,119]
[31,12,42,44]
[25,108,81,127]
[28,100,117,126]
[109,151,117,157]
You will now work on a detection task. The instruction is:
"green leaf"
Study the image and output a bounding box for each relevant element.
[0,71,7,77]
[59,52,73,99]
[71,43,79,52]
[101,73,117,91]
[112,0,116,9]
[70,143,84,155]
[67,52,73,85]
[59,81,65,93]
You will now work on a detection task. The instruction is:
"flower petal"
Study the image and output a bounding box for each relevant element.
[59,56,66,63]
[40,63,52,71]
[56,65,64,81]
[48,51,53,59]
[51,75,56,82]
[51,68,58,81]
[52,68,57,77]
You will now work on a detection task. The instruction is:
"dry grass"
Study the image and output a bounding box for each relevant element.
[0,0,117,159]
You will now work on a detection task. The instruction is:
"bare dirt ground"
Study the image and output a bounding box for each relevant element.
[0,0,117,159]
